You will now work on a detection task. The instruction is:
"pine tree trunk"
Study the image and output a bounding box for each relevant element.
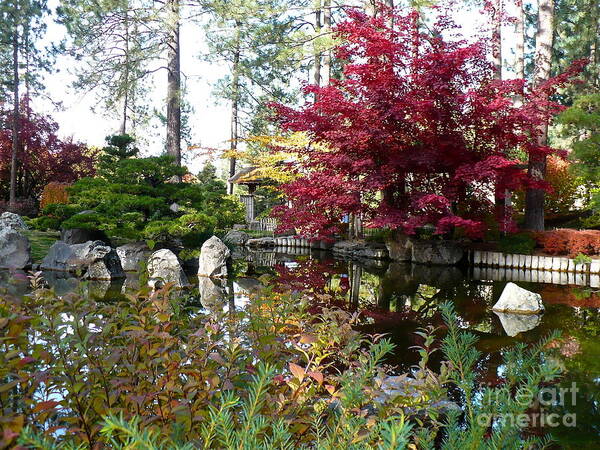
[314,0,322,86]
[121,6,130,135]
[515,0,525,80]
[227,24,241,195]
[166,0,181,166]
[524,0,554,231]
[322,0,331,86]
[10,17,20,208]
[492,0,503,79]
[491,0,504,224]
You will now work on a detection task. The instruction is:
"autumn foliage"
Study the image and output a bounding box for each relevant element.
[535,229,600,257]
[0,103,96,201]
[270,8,585,238]
[39,182,71,210]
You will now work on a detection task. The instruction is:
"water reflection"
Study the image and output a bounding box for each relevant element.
[2,249,600,446]
[233,250,600,447]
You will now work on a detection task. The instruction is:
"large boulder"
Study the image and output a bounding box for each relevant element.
[199,276,227,311]
[0,212,28,231]
[147,249,189,289]
[0,228,31,269]
[246,237,275,248]
[41,240,124,280]
[116,242,149,271]
[385,234,414,262]
[333,241,388,260]
[198,236,230,278]
[492,282,544,314]
[411,240,464,265]
[60,228,110,245]
[223,230,250,246]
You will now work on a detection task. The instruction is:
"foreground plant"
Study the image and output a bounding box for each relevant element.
[0,278,561,448]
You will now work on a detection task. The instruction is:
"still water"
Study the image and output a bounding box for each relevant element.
[2,248,599,448]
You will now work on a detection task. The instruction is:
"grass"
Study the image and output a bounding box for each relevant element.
[23,230,60,263]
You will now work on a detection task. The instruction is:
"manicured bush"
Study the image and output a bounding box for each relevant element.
[535,228,600,257]
[33,136,245,244]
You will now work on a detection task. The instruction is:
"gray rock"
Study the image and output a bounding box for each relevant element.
[235,277,264,293]
[411,240,464,265]
[116,242,149,271]
[385,234,414,262]
[494,311,542,336]
[61,228,110,245]
[333,241,388,260]
[492,282,544,314]
[41,240,124,280]
[199,276,227,311]
[0,212,28,231]
[147,249,189,289]
[246,237,275,248]
[0,228,31,269]
[198,236,230,278]
[223,230,250,246]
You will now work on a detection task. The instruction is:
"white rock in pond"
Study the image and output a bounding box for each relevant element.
[41,240,124,280]
[147,249,189,289]
[494,311,542,337]
[492,282,544,314]
[116,242,149,272]
[0,212,28,231]
[198,236,230,278]
[0,228,31,269]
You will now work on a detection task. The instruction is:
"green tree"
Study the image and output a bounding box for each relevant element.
[204,0,305,193]
[559,93,600,222]
[553,0,599,99]
[58,0,162,135]
[0,0,52,207]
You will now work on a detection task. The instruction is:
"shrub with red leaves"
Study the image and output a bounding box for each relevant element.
[270,8,585,239]
[535,229,600,257]
[0,103,96,202]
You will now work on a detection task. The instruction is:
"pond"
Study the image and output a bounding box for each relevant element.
[1,248,599,448]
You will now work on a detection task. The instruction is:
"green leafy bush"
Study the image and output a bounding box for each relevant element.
[497,232,537,254]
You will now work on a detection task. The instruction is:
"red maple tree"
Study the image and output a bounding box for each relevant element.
[0,102,96,202]
[270,8,584,238]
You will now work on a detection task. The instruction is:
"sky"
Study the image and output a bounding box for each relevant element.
[35,1,522,175]
[37,0,233,174]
